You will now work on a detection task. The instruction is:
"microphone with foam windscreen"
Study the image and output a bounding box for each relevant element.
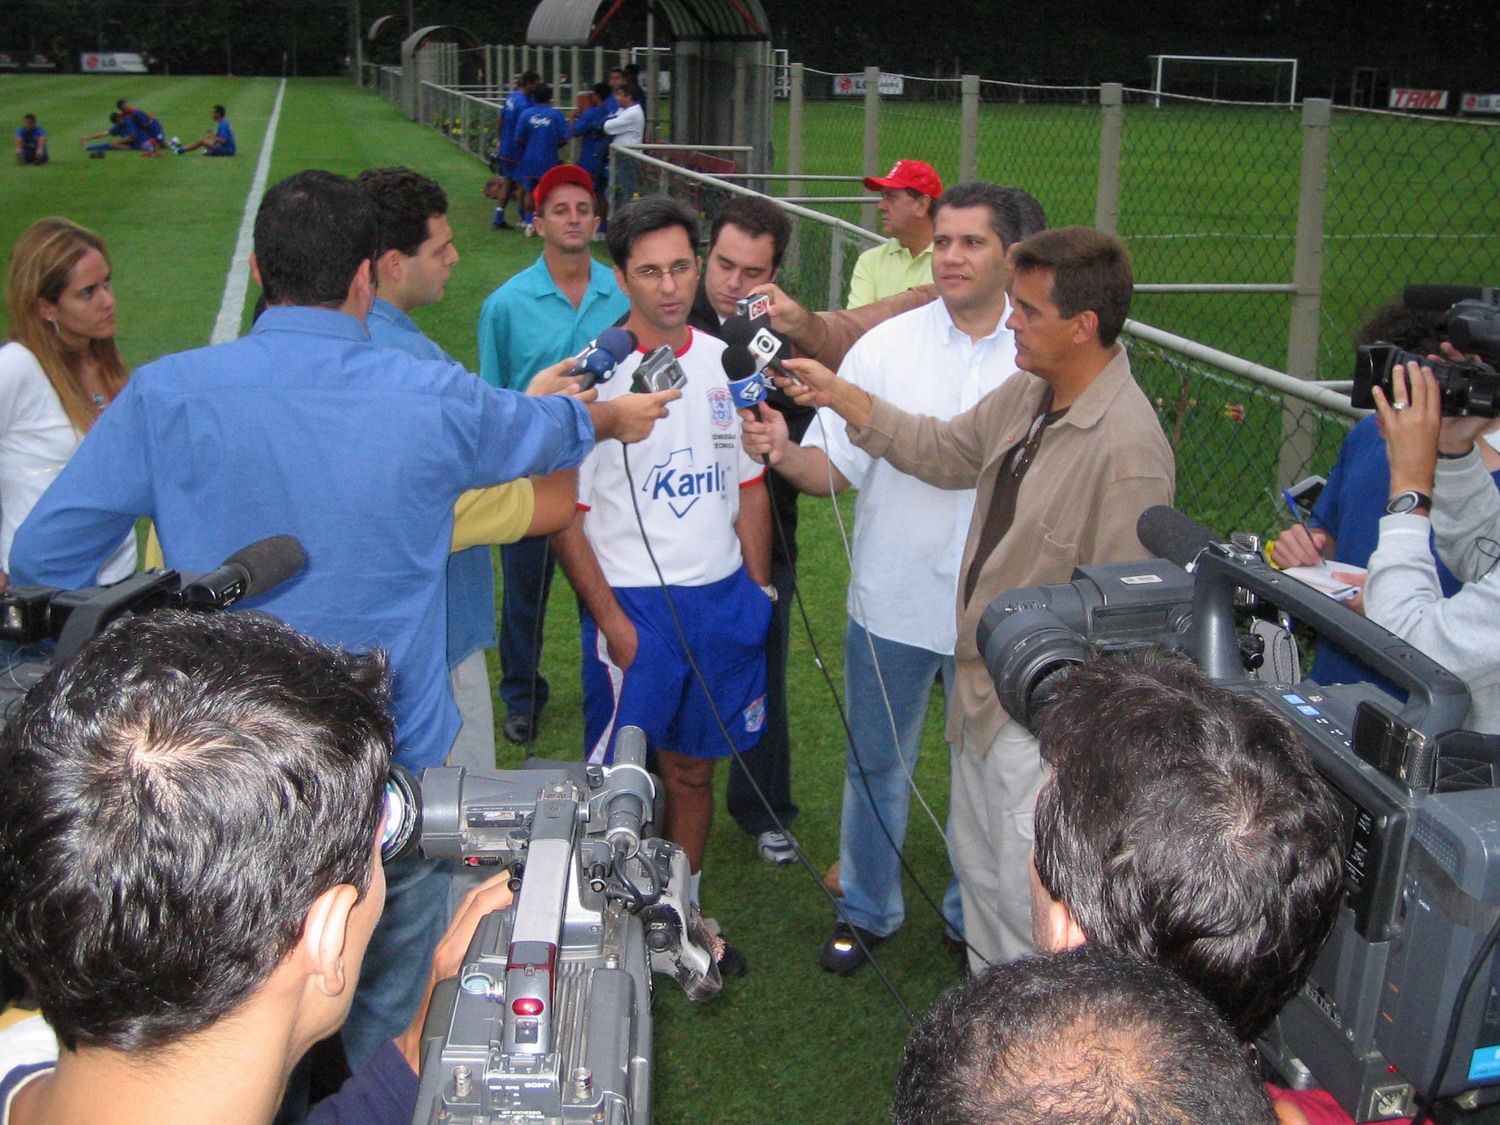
[569,326,638,391]
[720,313,793,382]
[1136,506,1224,571]
[721,345,769,409]
[178,535,307,610]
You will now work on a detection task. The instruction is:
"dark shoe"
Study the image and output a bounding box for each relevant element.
[717,939,749,978]
[819,921,886,975]
[503,713,538,744]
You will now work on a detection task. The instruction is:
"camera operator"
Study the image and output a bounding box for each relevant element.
[1026,653,1350,1124]
[0,611,513,1125]
[892,945,1277,1125]
[1366,359,1500,733]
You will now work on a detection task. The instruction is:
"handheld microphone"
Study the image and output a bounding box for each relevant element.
[178,535,306,609]
[721,345,769,409]
[720,314,793,382]
[1136,506,1223,571]
[570,327,638,390]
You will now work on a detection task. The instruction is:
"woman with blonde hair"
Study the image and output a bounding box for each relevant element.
[1,218,135,590]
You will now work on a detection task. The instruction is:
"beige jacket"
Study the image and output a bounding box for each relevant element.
[852,344,1175,752]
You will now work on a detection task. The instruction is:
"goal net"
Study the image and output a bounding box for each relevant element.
[1148,55,1299,106]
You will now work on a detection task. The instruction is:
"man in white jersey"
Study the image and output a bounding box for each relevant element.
[551,195,772,974]
[741,182,1045,974]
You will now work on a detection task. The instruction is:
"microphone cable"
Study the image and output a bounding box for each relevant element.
[618,440,919,1022]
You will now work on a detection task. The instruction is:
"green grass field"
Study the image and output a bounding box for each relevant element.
[775,96,1500,381]
[1,74,960,1124]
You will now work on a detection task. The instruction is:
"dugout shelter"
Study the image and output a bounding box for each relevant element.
[525,0,775,171]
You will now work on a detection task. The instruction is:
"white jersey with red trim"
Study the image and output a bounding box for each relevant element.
[578,327,764,588]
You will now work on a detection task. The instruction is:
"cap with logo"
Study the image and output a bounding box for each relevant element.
[534,164,595,209]
[862,159,943,199]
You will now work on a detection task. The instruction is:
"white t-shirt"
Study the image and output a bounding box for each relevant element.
[603,103,645,146]
[578,329,763,588]
[803,298,1017,654]
[0,342,134,583]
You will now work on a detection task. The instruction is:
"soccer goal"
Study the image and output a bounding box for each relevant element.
[1148,55,1299,107]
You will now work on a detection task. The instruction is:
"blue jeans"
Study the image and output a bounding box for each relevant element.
[499,537,555,719]
[727,556,799,835]
[340,854,451,1071]
[837,619,963,939]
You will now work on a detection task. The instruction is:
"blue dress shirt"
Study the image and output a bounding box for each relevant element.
[12,305,593,770]
[367,297,498,671]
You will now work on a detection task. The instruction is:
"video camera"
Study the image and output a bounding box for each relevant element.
[980,507,1500,1122]
[381,726,720,1125]
[0,535,306,719]
[1352,285,1500,417]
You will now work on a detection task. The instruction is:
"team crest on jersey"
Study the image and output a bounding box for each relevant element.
[641,447,728,518]
[707,386,735,430]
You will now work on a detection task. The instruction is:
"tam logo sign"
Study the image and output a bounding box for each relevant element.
[1389,88,1449,111]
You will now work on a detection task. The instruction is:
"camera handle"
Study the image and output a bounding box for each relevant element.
[1189,546,1470,737]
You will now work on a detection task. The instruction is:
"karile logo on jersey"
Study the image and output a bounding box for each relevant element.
[640,447,727,518]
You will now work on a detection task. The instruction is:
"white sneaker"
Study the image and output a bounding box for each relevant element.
[755,829,798,866]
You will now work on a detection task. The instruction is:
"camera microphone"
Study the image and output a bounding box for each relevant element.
[571,326,638,390]
[178,534,306,609]
[1402,285,1488,312]
[1137,506,1224,571]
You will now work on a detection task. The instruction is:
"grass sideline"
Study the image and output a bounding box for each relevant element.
[2,76,960,1122]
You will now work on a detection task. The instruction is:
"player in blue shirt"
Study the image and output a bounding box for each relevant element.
[516,84,570,235]
[14,114,47,165]
[180,104,237,155]
[80,112,151,155]
[489,71,538,229]
[571,83,613,216]
[114,98,179,154]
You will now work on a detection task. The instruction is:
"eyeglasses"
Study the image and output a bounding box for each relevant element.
[629,261,696,284]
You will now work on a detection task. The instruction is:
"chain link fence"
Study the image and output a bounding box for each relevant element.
[361,50,1497,539]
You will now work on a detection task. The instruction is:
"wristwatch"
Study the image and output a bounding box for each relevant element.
[760,583,779,603]
[1385,490,1432,516]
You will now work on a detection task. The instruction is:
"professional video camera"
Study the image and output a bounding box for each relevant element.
[381,726,720,1125]
[0,535,306,720]
[1352,285,1500,417]
[979,507,1500,1122]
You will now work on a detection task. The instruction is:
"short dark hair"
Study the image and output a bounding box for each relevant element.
[606,194,699,270]
[254,170,381,307]
[1032,654,1344,1042]
[934,182,1047,249]
[619,84,644,104]
[592,82,611,100]
[532,82,553,105]
[0,611,393,1052]
[213,104,226,117]
[519,70,541,87]
[893,945,1276,1125]
[23,113,36,125]
[709,196,791,270]
[1009,226,1134,346]
[358,165,449,259]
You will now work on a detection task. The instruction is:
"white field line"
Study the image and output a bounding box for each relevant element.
[211,78,286,344]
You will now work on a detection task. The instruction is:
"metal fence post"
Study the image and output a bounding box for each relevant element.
[1095,83,1123,233]
[829,232,846,310]
[862,66,880,231]
[959,74,980,181]
[733,58,748,153]
[1280,97,1332,486]
[787,63,805,277]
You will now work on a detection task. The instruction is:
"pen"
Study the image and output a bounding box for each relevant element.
[1282,488,1316,543]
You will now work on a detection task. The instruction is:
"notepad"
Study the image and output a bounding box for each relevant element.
[1282,561,1367,603]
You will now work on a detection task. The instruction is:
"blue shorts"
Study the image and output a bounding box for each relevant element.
[582,568,771,764]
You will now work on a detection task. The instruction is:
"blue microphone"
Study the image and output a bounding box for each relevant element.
[572,327,638,390]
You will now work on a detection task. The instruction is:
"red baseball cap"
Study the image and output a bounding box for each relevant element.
[863,159,942,199]
[534,164,595,208]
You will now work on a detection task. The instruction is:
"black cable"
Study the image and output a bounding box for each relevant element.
[1409,907,1500,1125]
[620,443,916,1022]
